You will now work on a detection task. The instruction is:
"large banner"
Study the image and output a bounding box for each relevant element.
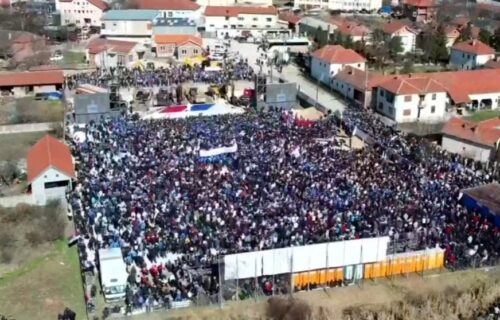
[224,237,389,280]
[199,143,238,158]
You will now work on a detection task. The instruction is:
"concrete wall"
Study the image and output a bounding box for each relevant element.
[102,20,153,38]
[0,194,33,208]
[31,167,72,206]
[205,13,278,33]
[10,85,59,98]
[0,122,54,135]
[442,136,493,162]
[311,58,365,87]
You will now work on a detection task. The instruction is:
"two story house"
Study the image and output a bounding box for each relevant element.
[56,0,109,27]
[450,39,496,70]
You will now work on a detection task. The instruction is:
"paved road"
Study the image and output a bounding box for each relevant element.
[204,38,348,114]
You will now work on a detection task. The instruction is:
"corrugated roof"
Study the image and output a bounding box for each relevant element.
[153,34,202,46]
[0,70,64,87]
[27,135,75,183]
[102,9,159,21]
[452,39,495,55]
[312,45,366,64]
[205,6,277,16]
[136,0,200,10]
[442,117,500,147]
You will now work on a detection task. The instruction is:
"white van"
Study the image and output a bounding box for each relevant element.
[99,248,128,302]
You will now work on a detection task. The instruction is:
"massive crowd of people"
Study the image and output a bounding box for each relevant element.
[68,100,500,313]
[65,59,254,90]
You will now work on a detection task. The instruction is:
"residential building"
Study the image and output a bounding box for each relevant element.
[27,135,75,206]
[450,39,496,70]
[278,12,302,34]
[135,0,201,19]
[56,0,109,27]
[332,19,372,43]
[299,17,337,47]
[204,6,279,38]
[382,21,418,54]
[334,67,500,121]
[153,35,203,59]
[445,27,461,49]
[101,10,159,44]
[311,45,366,86]
[401,0,438,23]
[327,0,382,11]
[153,17,198,36]
[0,71,64,97]
[376,76,448,122]
[441,117,500,162]
[86,38,144,68]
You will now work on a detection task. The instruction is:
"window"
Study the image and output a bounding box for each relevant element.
[379,89,385,97]
[378,102,383,110]
[238,16,244,21]
[223,25,227,28]
[265,25,271,28]
[44,180,69,189]
[266,17,272,22]
[358,64,361,67]
[128,55,133,62]
[237,24,243,27]
[193,49,198,54]
[209,24,215,27]
[403,109,411,116]
[431,106,436,113]
[404,95,412,102]
[432,93,436,100]
[181,49,187,54]
[253,17,258,21]
[251,25,257,28]
[168,11,173,17]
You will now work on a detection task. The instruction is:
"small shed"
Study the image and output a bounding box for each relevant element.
[461,183,500,227]
[27,135,75,205]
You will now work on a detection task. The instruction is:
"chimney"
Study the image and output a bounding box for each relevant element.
[471,40,476,46]
[408,74,412,78]
[8,32,11,40]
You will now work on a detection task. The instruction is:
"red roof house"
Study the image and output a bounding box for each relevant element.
[312,45,366,64]
[451,39,495,56]
[136,0,200,10]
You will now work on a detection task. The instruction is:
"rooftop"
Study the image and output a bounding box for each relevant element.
[27,135,75,183]
[379,76,447,95]
[403,0,438,7]
[0,70,64,87]
[204,6,277,17]
[312,45,366,64]
[102,9,159,21]
[462,183,500,215]
[59,0,109,10]
[278,12,301,24]
[136,0,200,10]
[442,117,500,148]
[153,17,196,27]
[382,21,417,34]
[87,38,138,54]
[452,39,495,55]
[333,20,371,37]
[153,34,202,46]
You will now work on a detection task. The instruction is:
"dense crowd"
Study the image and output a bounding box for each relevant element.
[65,60,254,90]
[69,105,499,312]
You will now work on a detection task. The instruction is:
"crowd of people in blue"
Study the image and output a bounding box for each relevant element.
[68,101,499,314]
[65,60,254,90]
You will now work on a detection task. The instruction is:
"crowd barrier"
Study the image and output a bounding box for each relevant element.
[288,248,445,289]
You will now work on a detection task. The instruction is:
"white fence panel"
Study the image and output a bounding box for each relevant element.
[343,240,362,266]
[327,241,346,268]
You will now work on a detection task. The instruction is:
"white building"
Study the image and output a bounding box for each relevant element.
[56,0,109,27]
[135,0,201,19]
[311,45,366,87]
[196,0,272,6]
[86,38,145,68]
[441,118,500,162]
[375,76,448,123]
[27,135,75,206]
[293,0,382,12]
[100,10,159,44]
[450,39,496,70]
[204,6,279,37]
[382,21,418,54]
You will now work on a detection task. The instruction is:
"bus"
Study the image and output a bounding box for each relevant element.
[264,37,311,54]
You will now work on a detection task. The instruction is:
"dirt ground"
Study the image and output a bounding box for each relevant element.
[125,267,499,320]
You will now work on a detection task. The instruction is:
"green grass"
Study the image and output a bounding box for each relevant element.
[464,109,500,122]
[0,240,86,320]
[62,51,86,65]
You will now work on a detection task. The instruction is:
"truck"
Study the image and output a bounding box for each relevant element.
[98,248,128,302]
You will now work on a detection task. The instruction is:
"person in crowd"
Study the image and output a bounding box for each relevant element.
[69,104,499,311]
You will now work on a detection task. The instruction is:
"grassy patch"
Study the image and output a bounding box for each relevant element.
[62,51,86,65]
[465,109,500,122]
[0,131,46,161]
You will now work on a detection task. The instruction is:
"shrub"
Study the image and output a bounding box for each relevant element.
[39,204,66,242]
[0,247,14,263]
[25,230,44,247]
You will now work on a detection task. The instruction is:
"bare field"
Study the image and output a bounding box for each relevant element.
[127,268,500,320]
